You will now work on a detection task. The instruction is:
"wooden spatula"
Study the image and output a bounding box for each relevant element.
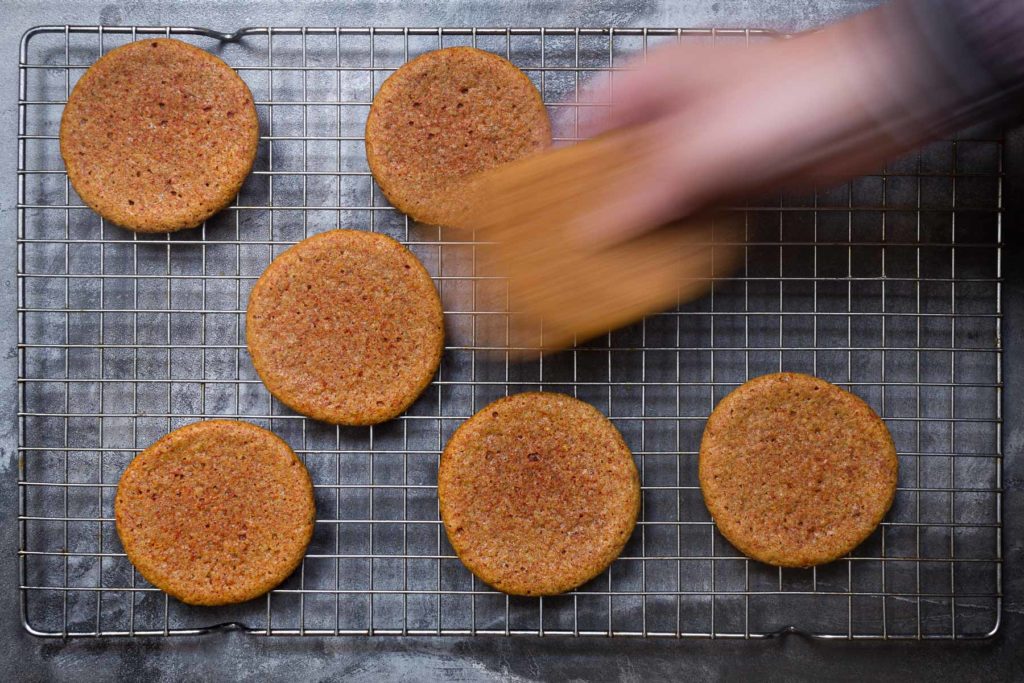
[443,127,743,355]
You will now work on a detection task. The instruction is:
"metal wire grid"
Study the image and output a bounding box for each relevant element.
[16,25,1002,639]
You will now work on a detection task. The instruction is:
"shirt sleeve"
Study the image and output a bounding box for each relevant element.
[892,0,1024,128]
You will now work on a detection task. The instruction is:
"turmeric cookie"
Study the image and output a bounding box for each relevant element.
[114,420,315,606]
[246,229,444,425]
[60,38,258,232]
[439,392,640,596]
[365,46,551,226]
[699,372,898,568]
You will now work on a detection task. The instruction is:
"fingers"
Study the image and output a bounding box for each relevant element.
[576,44,719,139]
[569,28,910,246]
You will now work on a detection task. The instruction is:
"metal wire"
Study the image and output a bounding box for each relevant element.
[17,25,1003,639]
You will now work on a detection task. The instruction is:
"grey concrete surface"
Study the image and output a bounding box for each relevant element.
[3,0,1024,681]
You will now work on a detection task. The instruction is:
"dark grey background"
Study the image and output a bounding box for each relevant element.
[3,0,1022,680]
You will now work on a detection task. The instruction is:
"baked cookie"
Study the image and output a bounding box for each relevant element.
[60,38,258,233]
[439,392,640,596]
[246,229,444,425]
[114,420,315,606]
[365,46,551,226]
[699,372,898,568]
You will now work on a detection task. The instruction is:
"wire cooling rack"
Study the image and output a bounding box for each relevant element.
[17,25,1002,639]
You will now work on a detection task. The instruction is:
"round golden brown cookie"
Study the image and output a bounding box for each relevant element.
[246,229,444,426]
[439,392,640,596]
[365,46,551,226]
[60,38,258,233]
[699,372,898,568]
[114,420,315,606]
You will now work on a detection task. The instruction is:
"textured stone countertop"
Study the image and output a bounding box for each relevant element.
[2,1,1023,680]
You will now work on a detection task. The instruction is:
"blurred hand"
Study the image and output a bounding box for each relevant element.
[575,13,940,244]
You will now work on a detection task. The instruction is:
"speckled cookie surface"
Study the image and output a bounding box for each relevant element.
[114,420,315,606]
[246,229,444,426]
[438,392,640,596]
[365,46,551,226]
[699,372,898,568]
[60,38,258,233]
